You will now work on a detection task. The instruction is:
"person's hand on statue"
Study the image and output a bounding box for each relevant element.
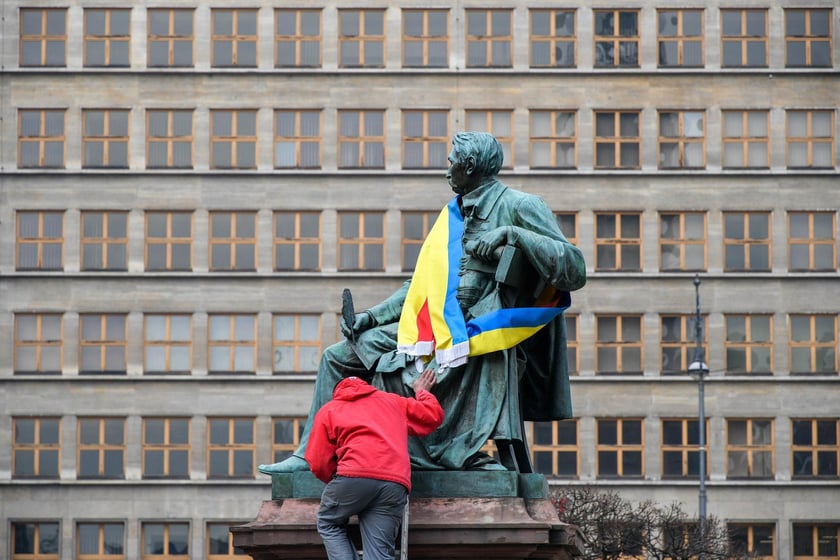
[340,311,375,340]
[413,369,437,394]
[466,226,511,262]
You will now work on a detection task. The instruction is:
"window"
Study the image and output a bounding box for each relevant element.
[274,211,321,271]
[13,417,60,478]
[272,417,306,463]
[141,523,189,560]
[212,9,257,68]
[728,523,775,560]
[659,212,706,271]
[789,212,837,272]
[81,211,128,271]
[721,9,768,67]
[465,110,513,168]
[142,418,190,479]
[209,212,257,271]
[11,522,60,560]
[144,314,192,374]
[209,314,257,373]
[20,8,66,66]
[211,110,257,169]
[792,419,840,478]
[84,8,130,67]
[657,10,703,67]
[793,523,840,560]
[338,211,385,271]
[80,314,127,374]
[466,9,512,67]
[83,109,129,168]
[661,314,707,375]
[77,522,125,560]
[723,211,771,272]
[403,9,448,67]
[726,418,774,478]
[403,110,449,169]
[595,315,643,374]
[565,314,579,375]
[659,110,705,169]
[530,9,575,67]
[148,9,194,67]
[338,110,385,168]
[207,523,249,559]
[78,418,125,479]
[661,419,706,478]
[594,212,641,271]
[531,420,578,477]
[556,212,578,246]
[594,111,640,169]
[275,110,321,168]
[145,211,192,271]
[147,110,193,169]
[402,211,438,271]
[17,210,63,270]
[275,9,321,67]
[18,109,65,168]
[530,110,576,169]
[339,9,385,68]
[722,110,770,168]
[785,9,832,67]
[208,418,256,478]
[725,315,773,375]
[789,314,838,374]
[15,314,62,374]
[596,418,643,477]
[593,10,639,67]
[273,314,322,373]
[787,110,834,169]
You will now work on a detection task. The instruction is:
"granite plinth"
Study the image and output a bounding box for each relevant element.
[232,472,583,560]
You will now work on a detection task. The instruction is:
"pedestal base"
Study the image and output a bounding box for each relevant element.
[232,472,583,560]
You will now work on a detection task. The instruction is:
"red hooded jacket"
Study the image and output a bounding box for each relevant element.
[304,377,444,491]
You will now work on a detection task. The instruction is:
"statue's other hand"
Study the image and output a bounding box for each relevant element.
[340,311,374,340]
[469,226,510,262]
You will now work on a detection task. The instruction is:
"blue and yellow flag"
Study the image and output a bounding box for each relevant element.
[397,197,570,369]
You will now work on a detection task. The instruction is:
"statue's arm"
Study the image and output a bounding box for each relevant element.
[364,280,410,326]
[505,197,586,292]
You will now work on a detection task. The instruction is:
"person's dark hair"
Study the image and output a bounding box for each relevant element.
[451,132,504,177]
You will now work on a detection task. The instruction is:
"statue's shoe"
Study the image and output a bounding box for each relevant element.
[257,455,309,474]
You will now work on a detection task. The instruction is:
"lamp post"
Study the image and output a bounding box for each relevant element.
[687,274,708,551]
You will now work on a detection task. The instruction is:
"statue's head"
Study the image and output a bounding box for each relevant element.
[451,132,504,178]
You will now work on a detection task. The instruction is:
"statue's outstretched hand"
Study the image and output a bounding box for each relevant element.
[467,226,511,262]
[340,311,374,340]
[413,369,437,393]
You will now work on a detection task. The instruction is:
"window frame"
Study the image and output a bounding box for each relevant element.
[788,314,839,374]
[275,8,322,68]
[272,417,307,463]
[529,9,576,68]
[11,521,61,560]
[661,418,708,478]
[210,109,258,170]
[402,9,449,68]
[595,314,644,375]
[207,522,248,560]
[784,8,833,68]
[792,523,840,560]
[565,314,579,375]
[82,108,130,169]
[81,210,129,271]
[529,110,577,169]
[16,210,64,270]
[140,522,190,560]
[272,313,322,373]
[788,211,837,272]
[658,211,707,272]
[211,8,258,68]
[724,314,774,375]
[338,109,386,169]
[722,109,770,169]
[145,211,193,271]
[207,417,256,479]
[142,417,191,479]
[147,8,194,68]
[208,314,258,374]
[83,8,131,68]
[791,418,840,478]
[465,9,513,68]
[12,417,61,479]
[337,211,386,271]
[596,418,644,478]
[402,109,449,169]
[274,109,322,169]
[657,9,705,68]
[146,109,194,169]
[786,110,835,169]
[14,313,63,374]
[338,8,386,68]
[594,110,641,169]
[18,108,67,169]
[76,521,126,560]
[529,419,579,477]
[143,313,193,374]
[20,8,67,67]
[660,314,708,375]
[725,418,775,479]
[727,522,776,560]
[79,313,128,374]
[720,9,768,68]
[77,417,126,479]
[593,9,640,68]
[465,109,514,168]
[208,211,258,272]
[658,110,706,169]
[273,211,322,271]
[722,211,772,272]
[594,211,642,272]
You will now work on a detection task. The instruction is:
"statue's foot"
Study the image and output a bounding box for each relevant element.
[257,455,309,474]
[474,461,509,471]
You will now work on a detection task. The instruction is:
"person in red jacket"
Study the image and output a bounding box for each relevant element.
[304,369,443,560]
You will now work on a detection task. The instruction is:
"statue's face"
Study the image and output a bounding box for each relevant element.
[446,147,473,195]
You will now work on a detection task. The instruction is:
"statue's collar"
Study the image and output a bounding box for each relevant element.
[459,179,506,220]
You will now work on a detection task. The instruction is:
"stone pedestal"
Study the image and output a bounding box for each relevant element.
[232,471,583,560]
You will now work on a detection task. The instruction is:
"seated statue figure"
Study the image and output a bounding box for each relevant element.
[260,131,586,473]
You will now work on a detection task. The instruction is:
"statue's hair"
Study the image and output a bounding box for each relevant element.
[451,132,504,177]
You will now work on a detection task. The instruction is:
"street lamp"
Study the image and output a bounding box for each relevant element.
[687,274,708,549]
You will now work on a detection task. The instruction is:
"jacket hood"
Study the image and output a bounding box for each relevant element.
[333,376,377,401]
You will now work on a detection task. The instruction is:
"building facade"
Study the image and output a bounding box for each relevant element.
[1,0,838,558]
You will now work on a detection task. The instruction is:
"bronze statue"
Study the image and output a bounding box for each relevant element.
[259,131,586,473]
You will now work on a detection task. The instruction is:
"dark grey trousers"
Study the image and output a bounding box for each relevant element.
[316,476,408,560]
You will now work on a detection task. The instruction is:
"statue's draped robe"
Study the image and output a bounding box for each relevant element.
[295,180,586,470]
